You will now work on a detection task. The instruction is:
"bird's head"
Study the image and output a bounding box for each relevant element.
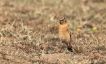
[59,17,67,24]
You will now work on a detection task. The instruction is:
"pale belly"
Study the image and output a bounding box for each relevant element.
[59,31,70,42]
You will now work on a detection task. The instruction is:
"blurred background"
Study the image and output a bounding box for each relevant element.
[0,0,106,64]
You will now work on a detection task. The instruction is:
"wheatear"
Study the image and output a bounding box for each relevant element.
[59,17,72,51]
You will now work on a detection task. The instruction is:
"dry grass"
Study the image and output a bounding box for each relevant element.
[0,0,106,64]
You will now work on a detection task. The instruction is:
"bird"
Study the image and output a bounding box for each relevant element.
[59,17,73,51]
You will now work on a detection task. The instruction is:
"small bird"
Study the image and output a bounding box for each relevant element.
[59,17,73,51]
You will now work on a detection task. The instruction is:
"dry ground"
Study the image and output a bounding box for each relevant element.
[0,0,106,64]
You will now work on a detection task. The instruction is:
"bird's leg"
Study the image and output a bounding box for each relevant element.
[67,42,73,52]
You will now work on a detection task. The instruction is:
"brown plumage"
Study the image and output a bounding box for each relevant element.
[59,17,72,51]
